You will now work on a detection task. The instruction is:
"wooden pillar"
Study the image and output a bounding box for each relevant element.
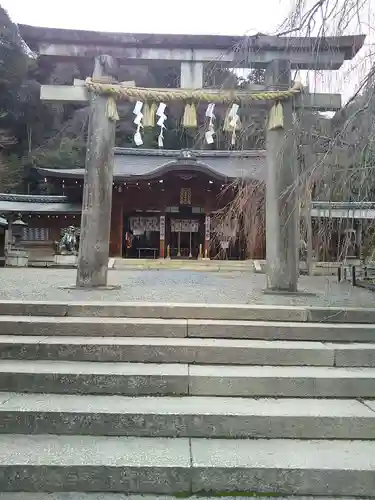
[109,191,123,257]
[305,186,313,275]
[265,60,298,292]
[204,214,211,259]
[76,55,117,288]
[159,215,165,258]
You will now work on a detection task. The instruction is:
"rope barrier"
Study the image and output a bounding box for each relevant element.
[85,77,303,132]
[85,77,303,104]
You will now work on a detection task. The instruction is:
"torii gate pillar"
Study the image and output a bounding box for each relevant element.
[265,60,299,293]
[76,55,117,288]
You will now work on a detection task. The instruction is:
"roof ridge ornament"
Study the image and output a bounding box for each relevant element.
[179,150,197,160]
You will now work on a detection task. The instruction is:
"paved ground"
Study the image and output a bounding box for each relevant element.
[0,268,374,307]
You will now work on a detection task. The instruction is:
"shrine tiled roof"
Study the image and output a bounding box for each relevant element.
[0,194,80,214]
[36,148,267,182]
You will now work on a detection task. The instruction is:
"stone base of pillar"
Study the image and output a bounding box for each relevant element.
[61,284,121,291]
[263,288,316,297]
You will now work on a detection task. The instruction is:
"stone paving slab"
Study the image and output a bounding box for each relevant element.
[189,364,375,398]
[0,496,371,500]
[4,360,375,398]
[0,336,335,366]
[0,393,371,416]
[0,393,374,439]
[0,435,190,493]
[187,319,375,341]
[308,307,375,323]
[327,343,375,367]
[190,438,375,496]
[363,400,375,413]
[0,302,309,322]
[0,316,188,337]
[0,268,374,308]
[0,435,374,495]
[0,435,190,466]
[0,360,189,396]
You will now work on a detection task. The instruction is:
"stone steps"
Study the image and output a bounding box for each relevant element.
[113,258,255,270]
[0,301,375,497]
[2,316,375,341]
[0,301,308,321]
[0,497,370,500]
[1,359,375,397]
[1,393,374,439]
[1,300,375,323]
[1,335,375,366]
[0,435,374,496]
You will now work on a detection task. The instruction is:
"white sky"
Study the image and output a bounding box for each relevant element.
[3,0,287,35]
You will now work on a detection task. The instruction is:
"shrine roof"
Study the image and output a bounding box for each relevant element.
[36,148,267,182]
[0,194,80,214]
[19,25,365,59]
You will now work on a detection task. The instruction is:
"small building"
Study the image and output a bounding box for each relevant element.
[1,150,373,263]
[0,194,80,263]
[33,147,266,260]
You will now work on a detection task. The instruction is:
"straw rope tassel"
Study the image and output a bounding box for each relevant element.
[182,103,198,128]
[105,96,119,121]
[143,102,157,127]
[268,102,284,130]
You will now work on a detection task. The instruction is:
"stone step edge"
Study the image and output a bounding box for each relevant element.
[0,436,373,496]
[0,392,374,418]
[0,301,374,323]
[2,336,375,367]
[1,317,374,343]
[0,496,369,500]
[2,361,375,398]
[2,393,374,438]
[0,497,368,500]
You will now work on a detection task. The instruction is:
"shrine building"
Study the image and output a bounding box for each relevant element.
[0,148,266,260]
[0,25,366,265]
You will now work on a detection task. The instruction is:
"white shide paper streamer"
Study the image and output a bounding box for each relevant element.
[205,103,215,145]
[133,100,144,146]
[156,102,167,148]
[228,103,239,145]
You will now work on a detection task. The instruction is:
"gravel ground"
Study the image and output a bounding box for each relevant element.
[0,268,374,307]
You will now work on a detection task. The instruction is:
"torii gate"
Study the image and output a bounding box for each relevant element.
[39,35,362,291]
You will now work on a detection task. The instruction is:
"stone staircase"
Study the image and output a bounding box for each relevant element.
[113,258,257,271]
[0,301,375,498]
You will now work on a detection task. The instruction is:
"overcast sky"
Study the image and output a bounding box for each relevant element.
[3,0,287,35]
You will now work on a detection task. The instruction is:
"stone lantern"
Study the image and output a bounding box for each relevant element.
[5,214,29,267]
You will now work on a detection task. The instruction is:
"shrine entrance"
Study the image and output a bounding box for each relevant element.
[168,216,204,259]
[36,31,363,288]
